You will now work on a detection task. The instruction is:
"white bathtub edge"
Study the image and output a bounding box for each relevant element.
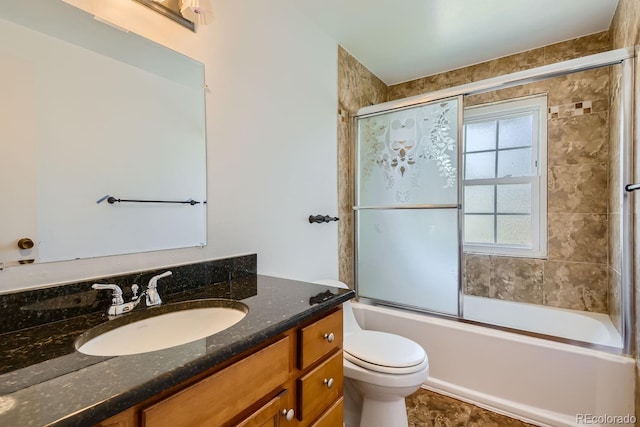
[423,378,573,427]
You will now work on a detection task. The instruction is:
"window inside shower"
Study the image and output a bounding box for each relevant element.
[463,95,547,258]
[354,50,633,354]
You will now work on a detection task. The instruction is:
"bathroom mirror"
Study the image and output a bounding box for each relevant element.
[0,0,207,267]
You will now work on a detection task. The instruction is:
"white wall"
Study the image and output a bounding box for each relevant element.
[0,12,208,264]
[0,0,339,291]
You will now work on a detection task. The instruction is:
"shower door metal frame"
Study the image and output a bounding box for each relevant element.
[353,47,636,355]
[353,95,464,317]
[620,56,634,355]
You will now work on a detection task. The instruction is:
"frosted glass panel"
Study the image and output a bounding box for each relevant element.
[497,215,531,245]
[465,152,495,179]
[465,121,496,152]
[498,115,533,148]
[464,215,494,243]
[497,148,531,177]
[357,209,459,315]
[497,184,531,213]
[464,185,494,213]
[357,98,459,206]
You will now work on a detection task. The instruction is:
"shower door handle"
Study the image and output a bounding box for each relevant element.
[624,183,640,192]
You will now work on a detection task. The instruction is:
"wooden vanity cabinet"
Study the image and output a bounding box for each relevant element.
[296,308,343,426]
[95,307,344,427]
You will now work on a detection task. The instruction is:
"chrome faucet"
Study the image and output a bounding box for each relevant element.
[92,271,172,316]
[92,283,144,316]
[146,271,172,306]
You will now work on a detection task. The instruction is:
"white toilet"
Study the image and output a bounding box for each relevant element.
[314,280,429,427]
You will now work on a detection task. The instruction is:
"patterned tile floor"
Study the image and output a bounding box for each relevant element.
[407,388,537,427]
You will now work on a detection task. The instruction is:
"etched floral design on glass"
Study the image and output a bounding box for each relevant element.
[357,98,459,206]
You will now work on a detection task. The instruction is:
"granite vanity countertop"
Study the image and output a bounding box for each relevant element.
[0,275,354,427]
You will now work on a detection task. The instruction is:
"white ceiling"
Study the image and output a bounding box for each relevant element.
[293,0,619,85]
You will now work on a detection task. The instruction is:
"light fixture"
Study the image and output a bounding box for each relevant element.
[132,0,195,32]
[180,0,214,25]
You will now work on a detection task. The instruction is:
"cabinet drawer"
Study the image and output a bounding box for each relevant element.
[142,337,290,427]
[298,309,342,370]
[309,398,343,427]
[297,350,343,423]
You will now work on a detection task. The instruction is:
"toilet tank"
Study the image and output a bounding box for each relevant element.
[313,279,361,336]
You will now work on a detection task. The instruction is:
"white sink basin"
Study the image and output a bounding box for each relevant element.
[75,299,248,356]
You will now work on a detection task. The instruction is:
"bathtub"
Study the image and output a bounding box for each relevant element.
[462,295,623,349]
[351,301,635,427]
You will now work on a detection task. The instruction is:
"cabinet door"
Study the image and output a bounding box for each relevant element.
[235,389,289,427]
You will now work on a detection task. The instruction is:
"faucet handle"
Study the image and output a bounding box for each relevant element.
[131,284,139,298]
[92,283,124,305]
[148,271,172,289]
[146,271,171,306]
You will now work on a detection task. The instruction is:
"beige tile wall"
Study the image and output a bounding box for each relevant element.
[463,66,611,312]
[388,33,609,101]
[337,47,387,287]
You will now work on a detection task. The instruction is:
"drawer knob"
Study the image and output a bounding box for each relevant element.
[281,408,295,421]
[323,377,334,389]
[323,332,335,343]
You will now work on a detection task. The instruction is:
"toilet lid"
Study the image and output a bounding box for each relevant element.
[344,330,428,374]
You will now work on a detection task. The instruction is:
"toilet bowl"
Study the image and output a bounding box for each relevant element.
[313,280,429,427]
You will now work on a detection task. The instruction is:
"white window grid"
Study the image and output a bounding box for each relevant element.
[462,95,548,258]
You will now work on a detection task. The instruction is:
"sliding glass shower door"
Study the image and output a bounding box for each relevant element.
[355,97,462,315]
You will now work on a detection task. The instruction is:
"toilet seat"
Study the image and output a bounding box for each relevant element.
[344,330,428,374]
